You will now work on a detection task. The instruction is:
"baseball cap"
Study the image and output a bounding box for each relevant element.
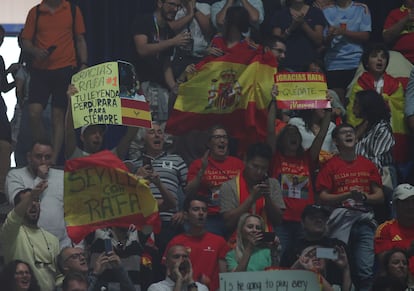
[80,124,107,135]
[392,184,414,201]
[301,204,331,220]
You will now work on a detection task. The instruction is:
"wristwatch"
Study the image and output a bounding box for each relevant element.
[188,282,198,289]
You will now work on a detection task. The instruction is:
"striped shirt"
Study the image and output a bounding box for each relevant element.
[355,120,395,174]
[127,152,188,221]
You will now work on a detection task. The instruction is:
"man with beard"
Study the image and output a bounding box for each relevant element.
[56,247,135,291]
[0,187,59,291]
[5,139,71,247]
[149,244,208,291]
[133,0,191,122]
[316,123,384,291]
[164,195,228,291]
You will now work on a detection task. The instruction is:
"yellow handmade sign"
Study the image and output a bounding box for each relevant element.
[64,167,158,226]
[274,72,330,110]
[71,62,122,128]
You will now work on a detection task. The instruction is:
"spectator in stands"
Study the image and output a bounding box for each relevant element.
[220,142,285,234]
[271,0,325,72]
[56,246,135,291]
[291,245,349,291]
[281,204,352,290]
[165,195,228,291]
[267,85,332,255]
[322,0,371,103]
[0,188,59,291]
[21,0,88,165]
[133,0,191,122]
[211,0,264,31]
[65,85,138,160]
[5,139,71,247]
[379,248,414,290]
[186,125,244,237]
[62,272,88,291]
[226,213,281,271]
[375,184,414,280]
[346,44,408,180]
[170,0,213,78]
[352,90,396,213]
[316,123,384,291]
[383,0,414,64]
[0,259,41,291]
[0,25,19,208]
[149,244,208,291]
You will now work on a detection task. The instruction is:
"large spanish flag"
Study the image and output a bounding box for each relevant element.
[64,150,161,243]
[166,44,277,145]
[346,72,409,163]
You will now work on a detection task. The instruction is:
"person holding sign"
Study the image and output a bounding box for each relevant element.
[267,84,332,256]
[225,213,281,272]
[65,85,138,160]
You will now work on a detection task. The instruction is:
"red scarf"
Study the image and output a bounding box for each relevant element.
[236,173,272,231]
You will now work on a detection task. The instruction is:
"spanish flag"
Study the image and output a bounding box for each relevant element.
[120,97,152,128]
[64,150,161,243]
[166,43,277,147]
[346,72,409,163]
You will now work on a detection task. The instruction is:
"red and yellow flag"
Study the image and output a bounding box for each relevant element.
[64,150,161,243]
[347,72,409,163]
[166,45,278,146]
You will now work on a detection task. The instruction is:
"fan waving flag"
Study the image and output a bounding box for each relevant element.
[166,40,278,146]
[64,150,161,243]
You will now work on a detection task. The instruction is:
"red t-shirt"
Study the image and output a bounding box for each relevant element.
[187,156,244,214]
[384,6,414,63]
[164,232,229,291]
[316,155,382,210]
[375,219,414,276]
[272,151,315,222]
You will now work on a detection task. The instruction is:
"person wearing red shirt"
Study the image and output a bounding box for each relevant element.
[164,195,228,291]
[186,125,244,237]
[375,183,414,277]
[316,123,384,291]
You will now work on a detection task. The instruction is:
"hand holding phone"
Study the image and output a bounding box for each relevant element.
[104,238,112,255]
[259,232,276,243]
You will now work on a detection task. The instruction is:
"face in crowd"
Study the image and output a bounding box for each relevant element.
[27,143,53,173]
[159,0,182,21]
[144,123,165,154]
[80,125,105,154]
[207,127,229,160]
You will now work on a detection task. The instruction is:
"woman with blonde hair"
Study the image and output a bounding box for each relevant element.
[225,213,280,272]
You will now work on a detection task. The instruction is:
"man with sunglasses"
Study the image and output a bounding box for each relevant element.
[56,246,135,291]
[133,0,192,122]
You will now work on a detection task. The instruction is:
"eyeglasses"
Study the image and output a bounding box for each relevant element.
[64,252,86,262]
[163,1,182,9]
[15,271,31,276]
[171,254,188,259]
[337,129,355,135]
[211,134,228,140]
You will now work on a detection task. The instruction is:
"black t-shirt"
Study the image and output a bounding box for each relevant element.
[132,14,175,85]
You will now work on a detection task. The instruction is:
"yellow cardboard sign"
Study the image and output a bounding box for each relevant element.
[274,72,330,110]
[71,62,122,129]
[64,167,158,226]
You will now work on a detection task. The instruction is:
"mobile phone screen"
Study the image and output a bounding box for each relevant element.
[104,238,112,254]
[260,232,275,243]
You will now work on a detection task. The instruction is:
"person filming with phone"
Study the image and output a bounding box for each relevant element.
[225,213,281,272]
[148,244,208,291]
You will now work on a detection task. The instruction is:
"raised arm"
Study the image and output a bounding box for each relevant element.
[65,84,78,159]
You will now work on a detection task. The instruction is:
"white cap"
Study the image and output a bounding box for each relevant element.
[80,124,107,135]
[393,184,414,201]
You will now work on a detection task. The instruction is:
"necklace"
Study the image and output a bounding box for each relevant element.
[22,225,53,268]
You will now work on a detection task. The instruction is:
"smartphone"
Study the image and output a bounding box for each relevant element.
[260,232,276,243]
[316,247,338,260]
[104,238,112,254]
[47,45,57,54]
[142,156,152,170]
